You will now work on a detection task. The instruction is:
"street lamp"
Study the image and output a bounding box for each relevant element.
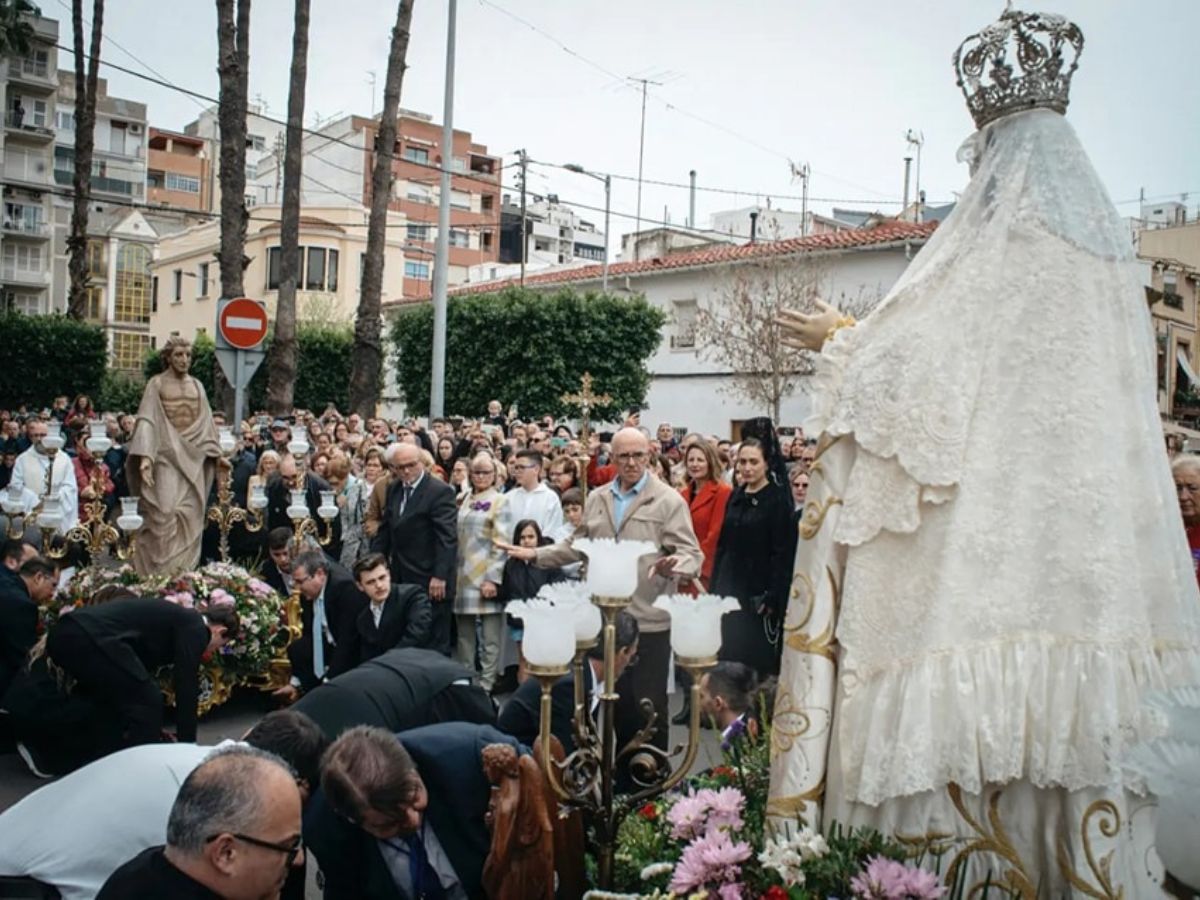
[564,163,611,295]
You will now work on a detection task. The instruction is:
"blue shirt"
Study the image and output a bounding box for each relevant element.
[610,471,649,530]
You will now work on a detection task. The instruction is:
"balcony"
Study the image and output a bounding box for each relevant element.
[1,219,49,239]
[2,157,52,189]
[8,58,55,92]
[0,265,50,287]
[4,114,54,142]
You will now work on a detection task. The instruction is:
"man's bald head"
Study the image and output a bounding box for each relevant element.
[611,427,650,490]
[612,427,649,455]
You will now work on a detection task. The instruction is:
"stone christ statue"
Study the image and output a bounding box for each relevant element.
[126,336,223,577]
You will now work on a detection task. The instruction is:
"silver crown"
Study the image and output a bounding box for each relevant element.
[953,5,1084,129]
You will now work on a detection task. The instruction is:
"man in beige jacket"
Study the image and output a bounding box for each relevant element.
[504,427,702,749]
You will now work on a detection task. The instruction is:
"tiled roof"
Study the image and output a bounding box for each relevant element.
[451,220,939,297]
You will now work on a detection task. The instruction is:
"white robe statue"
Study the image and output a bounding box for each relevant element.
[769,9,1200,896]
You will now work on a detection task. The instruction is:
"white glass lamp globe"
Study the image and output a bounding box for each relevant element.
[653,593,739,662]
[538,581,601,647]
[574,537,658,598]
[505,598,575,670]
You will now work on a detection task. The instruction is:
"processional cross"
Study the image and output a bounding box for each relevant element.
[561,372,612,502]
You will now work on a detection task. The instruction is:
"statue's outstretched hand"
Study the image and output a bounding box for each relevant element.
[139,457,155,489]
[777,299,844,352]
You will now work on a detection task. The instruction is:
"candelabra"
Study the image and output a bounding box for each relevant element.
[510,538,737,890]
[1,419,66,540]
[285,424,338,552]
[206,426,266,562]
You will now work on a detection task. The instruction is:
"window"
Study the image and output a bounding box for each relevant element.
[451,157,467,173]
[449,229,469,248]
[197,262,210,297]
[481,194,495,213]
[406,223,431,242]
[4,291,40,314]
[86,240,106,277]
[670,299,698,349]
[449,190,471,210]
[249,134,266,152]
[173,269,183,303]
[481,232,493,252]
[151,275,158,313]
[406,183,433,204]
[3,243,42,273]
[84,286,104,322]
[112,331,151,372]
[327,249,339,292]
[3,203,43,235]
[165,172,201,194]
[245,194,257,209]
[405,261,430,279]
[28,99,47,128]
[110,122,128,156]
[306,247,326,291]
[403,146,429,164]
[56,111,75,132]
[266,246,281,290]
[114,243,152,324]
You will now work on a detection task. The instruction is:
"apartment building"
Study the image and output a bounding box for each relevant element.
[0,15,58,316]
[1141,219,1200,420]
[182,102,285,212]
[499,192,606,269]
[147,127,211,211]
[250,109,501,302]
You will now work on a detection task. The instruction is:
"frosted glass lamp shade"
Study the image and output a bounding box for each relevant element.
[287,489,309,521]
[653,593,739,660]
[217,426,236,454]
[36,496,62,530]
[574,537,658,598]
[287,425,309,456]
[42,422,64,452]
[538,581,601,645]
[86,422,111,455]
[248,485,268,510]
[506,599,575,668]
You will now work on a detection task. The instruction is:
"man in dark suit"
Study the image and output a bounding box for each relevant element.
[274,550,368,702]
[344,554,433,664]
[261,526,296,598]
[370,443,457,655]
[305,722,523,900]
[267,453,342,561]
[498,610,639,752]
[294,648,496,739]
[0,554,54,700]
[45,595,239,748]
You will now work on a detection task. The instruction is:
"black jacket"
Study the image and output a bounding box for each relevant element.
[0,568,37,700]
[499,667,591,752]
[345,584,433,664]
[266,471,343,560]
[98,846,220,899]
[287,563,368,692]
[710,481,797,618]
[304,722,523,900]
[46,597,210,741]
[370,475,458,598]
[293,647,495,738]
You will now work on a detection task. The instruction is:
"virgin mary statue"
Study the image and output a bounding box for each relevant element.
[770,7,1200,894]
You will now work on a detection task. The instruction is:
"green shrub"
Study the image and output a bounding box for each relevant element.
[0,313,107,409]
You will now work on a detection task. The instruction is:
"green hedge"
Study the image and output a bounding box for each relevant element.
[0,313,108,409]
[143,325,354,415]
[389,288,666,418]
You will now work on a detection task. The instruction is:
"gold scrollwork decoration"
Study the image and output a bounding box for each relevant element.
[765,777,826,821]
[799,495,843,541]
[811,432,843,465]
[785,621,837,662]
[1055,800,1124,900]
[786,572,816,632]
[769,686,817,754]
[893,829,963,863]
[943,783,1038,900]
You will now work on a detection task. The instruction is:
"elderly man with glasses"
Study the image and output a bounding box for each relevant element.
[503,427,702,751]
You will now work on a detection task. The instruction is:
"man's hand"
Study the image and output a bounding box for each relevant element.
[495,541,537,562]
[480,580,498,599]
[272,684,300,705]
[139,457,155,489]
[648,554,687,579]
[776,299,844,352]
[429,576,447,601]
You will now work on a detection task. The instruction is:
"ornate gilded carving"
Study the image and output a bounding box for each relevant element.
[765,777,826,821]
[943,783,1038,899]
[769,687,817,755]
[1056,800,1124,900]
[799,495,843,541]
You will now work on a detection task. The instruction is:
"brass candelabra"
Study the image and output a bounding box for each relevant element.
[207,427,265,562]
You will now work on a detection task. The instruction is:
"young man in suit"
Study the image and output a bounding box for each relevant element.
[45,594,238,750]
[347,553,433,664]
[306,722,523,900]
[294,647,495,739]
[261,526,295,598]
[370,443,458,655]
[274,550,368,703]
[497,610,638,752]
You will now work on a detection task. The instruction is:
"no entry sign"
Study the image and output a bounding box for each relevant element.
[218,297,268,350]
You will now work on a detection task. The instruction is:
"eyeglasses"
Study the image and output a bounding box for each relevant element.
[613,452,648,463]
[205,832,303,867]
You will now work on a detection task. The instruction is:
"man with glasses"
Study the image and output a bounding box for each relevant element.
[6,415,79,539]
[0,554,54,703]
[504,427,702,751]
[265,454,342,561]
[97,745,305,899]
[371,444,458,655]
[502,449,569,542]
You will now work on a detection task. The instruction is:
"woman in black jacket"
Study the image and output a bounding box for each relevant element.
[710,438,797,677]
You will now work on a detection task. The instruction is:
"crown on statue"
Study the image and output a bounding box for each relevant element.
[953,5,1084,129]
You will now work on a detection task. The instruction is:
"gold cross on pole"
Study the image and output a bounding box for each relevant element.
[560,372,612,446]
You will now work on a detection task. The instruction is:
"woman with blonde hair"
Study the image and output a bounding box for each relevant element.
[247,450,280,497]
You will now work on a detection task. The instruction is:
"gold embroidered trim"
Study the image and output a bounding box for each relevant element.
[1056,800,1124,900]
[944,783,1038,899]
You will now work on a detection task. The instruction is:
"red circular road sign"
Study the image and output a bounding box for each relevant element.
[219,298,268,350]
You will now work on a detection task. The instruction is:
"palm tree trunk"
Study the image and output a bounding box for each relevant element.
[266,0,309,415]
[66,0,102,320]
[214,0,251,416]
[348,0,414,417]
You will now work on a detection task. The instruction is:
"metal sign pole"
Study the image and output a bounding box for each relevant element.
[234,350,246,426]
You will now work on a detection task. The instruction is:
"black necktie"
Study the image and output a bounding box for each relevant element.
[399,483,412,516]
[404,831,445,900]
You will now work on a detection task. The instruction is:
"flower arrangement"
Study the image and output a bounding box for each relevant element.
[45,563,144,629]
[157,561,288,680]
[609,713,946,900]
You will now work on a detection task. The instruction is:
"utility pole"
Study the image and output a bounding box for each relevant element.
[902,156,913,222]
[366,70,377,116]
[905,129,924,223]
[429,0,457,419]
[629,76,661,261]
[518,148,528,286]
[273,132,285,203]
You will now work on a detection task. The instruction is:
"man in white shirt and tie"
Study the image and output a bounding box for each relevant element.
[6,417,77,538]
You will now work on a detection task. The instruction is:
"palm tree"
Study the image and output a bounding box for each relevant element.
[348,0,414,417]
[214,0,251,415]
[65,0,102,321]
[265,0,310,415]
[0,0,39,57]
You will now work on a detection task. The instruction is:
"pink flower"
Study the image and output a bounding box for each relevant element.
[669,830,751,895]
[667,790,712,841]
[717,883,744,900]
[850,856,945,900]
[166,591,195,609]
[900,866,946,899]
[705,787,744,832]
[208,588,235,608]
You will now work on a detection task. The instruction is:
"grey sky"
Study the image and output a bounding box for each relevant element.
[75,0,1199,237]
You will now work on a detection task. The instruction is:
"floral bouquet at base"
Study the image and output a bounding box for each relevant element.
[43,563,144,630]
[158,561,288,681]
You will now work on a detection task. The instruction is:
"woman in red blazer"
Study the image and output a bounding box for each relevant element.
[673,439,732,724]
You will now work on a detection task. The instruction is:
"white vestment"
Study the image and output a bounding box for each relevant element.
[7,446,78,534]
[769,108,1200,896]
